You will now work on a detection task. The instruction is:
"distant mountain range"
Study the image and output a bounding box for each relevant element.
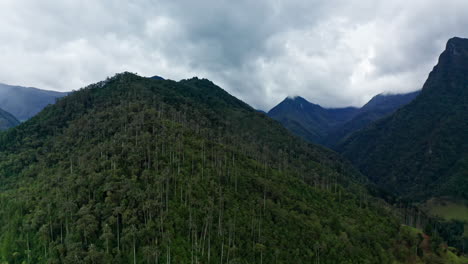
[268,91,420,147]
[324,91,420,146]
[150,75,165,80]
[0,107,19,130]
[268,96,358,144]
[0,83,68,121]
[339,37,468,201]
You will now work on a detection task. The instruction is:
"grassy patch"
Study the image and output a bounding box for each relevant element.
[445,249,468,264]
[425,199,468,221]
[402,225,423,235]
[422,198,468,237]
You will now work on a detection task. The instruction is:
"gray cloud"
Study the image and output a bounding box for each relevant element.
[0,0,467,111]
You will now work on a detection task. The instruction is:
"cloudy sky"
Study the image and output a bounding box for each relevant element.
[0,0,467,110]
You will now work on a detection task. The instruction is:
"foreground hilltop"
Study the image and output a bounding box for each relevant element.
[0,73,422,263]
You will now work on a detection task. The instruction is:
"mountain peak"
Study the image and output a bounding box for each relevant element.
[445,37,468,57]
[446,36,468,47]
[150,75,165,80]
[339,37,468,201]
[0,70,415,263]
[421,36,468,96]
[285,95,307,102]
[282,95,319,106]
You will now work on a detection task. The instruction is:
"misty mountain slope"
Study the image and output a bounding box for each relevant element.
[0,83,68,121]
[339,37,468,201]
[267,96,359,144]
[325,91,420,147]
[0,73,419,263]
[267,91,419,147]
[0,107,20,130]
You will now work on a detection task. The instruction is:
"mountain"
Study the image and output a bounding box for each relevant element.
[0,107,19,130]
[267,96,359,144]
[339,37,468,201]
[0,73,424,263]
[360,91,421,114]
[324,91,420,147]
[150,75,165,80]
[267,91,419,147]
[0,83,68,121]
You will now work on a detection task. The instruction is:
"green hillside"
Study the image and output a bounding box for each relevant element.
[0,73,426,263]
[339,37,468,202]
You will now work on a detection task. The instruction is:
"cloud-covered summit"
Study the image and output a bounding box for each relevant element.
[0,0,467,111]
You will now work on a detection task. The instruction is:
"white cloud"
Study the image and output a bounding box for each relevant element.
[0,0,467,110]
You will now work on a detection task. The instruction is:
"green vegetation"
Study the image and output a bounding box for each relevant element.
[338,37,468,257]
[339,37,468,202]
[423,199,468,223]
[446,249,468,264]
[399,225,468,264]
[0,73,430,263]
[422,198,468,239]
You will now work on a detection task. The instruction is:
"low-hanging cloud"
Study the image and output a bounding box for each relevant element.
[0,0,467,111]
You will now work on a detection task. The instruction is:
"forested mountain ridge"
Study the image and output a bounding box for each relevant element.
[324,91,420,147]
[267,91,419,147]
[267,96,359,144]
[339,37,468,201]
[0,107,19,130]
[360,91,420,113]
[0,73,425,263]
[0,83,67,121]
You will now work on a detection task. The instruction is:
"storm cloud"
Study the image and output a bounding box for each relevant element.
[1,0,467,110]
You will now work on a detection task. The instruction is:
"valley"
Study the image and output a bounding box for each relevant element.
[0,2,466,261]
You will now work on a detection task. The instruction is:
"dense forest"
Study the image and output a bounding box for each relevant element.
[338,37,468,258]
[0,73,442,263]
[339,37,468,202]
